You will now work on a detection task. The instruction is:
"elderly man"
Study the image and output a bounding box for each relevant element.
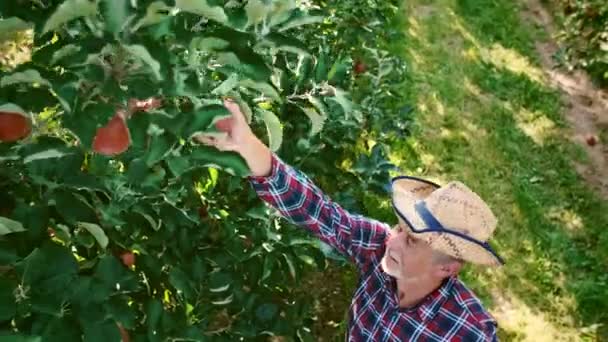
[197,100,503,341]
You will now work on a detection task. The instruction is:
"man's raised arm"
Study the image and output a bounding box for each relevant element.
[196,99,389,267]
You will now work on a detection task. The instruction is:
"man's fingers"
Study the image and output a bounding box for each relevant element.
[212,133,238,151]
[195,133,237,152]
[195,134,216,145]
[223,98,246,123]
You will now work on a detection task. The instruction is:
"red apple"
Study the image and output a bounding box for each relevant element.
[117,323,130,342]
[92,113,130,156]
[353,60,367,75]
[0,111,31,142]
[586,135,598,146]
[214,117,234,133]
[120,251,135,268]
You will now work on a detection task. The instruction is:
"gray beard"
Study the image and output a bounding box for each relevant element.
[380,254,403,280]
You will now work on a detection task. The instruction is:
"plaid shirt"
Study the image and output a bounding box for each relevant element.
[249,154,498,341]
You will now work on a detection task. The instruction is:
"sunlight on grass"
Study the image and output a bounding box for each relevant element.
[514,108,558,145]
[479,43,547,85]
[491,289,579,342]
[545,207,585,232]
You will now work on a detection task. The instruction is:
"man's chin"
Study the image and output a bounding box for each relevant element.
[381,255,403,280]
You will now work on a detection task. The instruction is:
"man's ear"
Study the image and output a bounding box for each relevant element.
[433,261,462,278]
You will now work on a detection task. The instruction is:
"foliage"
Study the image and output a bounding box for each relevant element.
[551,0,608,85]
[0,0,407,340]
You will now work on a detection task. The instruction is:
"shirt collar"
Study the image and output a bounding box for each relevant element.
[415,276,457,322]
[384,271,457,323]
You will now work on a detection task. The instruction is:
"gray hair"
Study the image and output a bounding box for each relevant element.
[432,250,464,265]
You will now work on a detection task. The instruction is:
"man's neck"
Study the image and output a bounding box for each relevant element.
[396,276,445,309]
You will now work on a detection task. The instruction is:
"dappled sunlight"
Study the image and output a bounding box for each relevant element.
[479,43,547,85]
[491,289,579,341]
[447,9,482,49]
[430,93,446,116]
[407,16,421,38]
[545,207,585,232]
[514,108,558,145]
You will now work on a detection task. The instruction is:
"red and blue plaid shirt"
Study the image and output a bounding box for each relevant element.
[249,154,498,341]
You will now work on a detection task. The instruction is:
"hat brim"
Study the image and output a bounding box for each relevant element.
[391,176,503,267]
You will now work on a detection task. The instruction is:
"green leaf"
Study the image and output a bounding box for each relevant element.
[0,334,42,342]
[255,303,278,322]
[175,0,228,23]
[43,0,99,34]
[179,105,231,138]
[83,319,121,342]
[0,69,51,88]
[42,317,82,341]
[51,44,82,65]
[146,299,163,338]
[94,256,139,292]
[212,73,239,95]
[268,0,296,27]
[261,32,310,56]
[327,56,351,83]
[123,44,163,81]
[331,88,353,116]
[190,146,250,177]
[245,0,269,28]
[0,71,71,111]
[307,95,329,117]
[0,18,33,40]
[0,217,25,235]
[217,49,272,82]
[278,14,323,32]
[300,106,325,136]
[314,50,329,82]
[23,149,73,164]
[169,267,195,299]
[261,254,274,282]
[77,222,108,249]
[191,37,230,52]
[19,243,78,289]
[166,155,190,177]
[0,279,16,321]
[145,133,175,166]
[132,1,174,32]
[54,224,72,243]
[239,79,280,101]
[100,0,128,35]
[282,253,296,280]
[51,190,97,223]
[257,108,282,152]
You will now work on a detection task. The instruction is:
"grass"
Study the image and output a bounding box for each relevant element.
[308,0,608,341]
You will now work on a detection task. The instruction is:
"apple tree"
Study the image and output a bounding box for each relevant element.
[0,0,369,340]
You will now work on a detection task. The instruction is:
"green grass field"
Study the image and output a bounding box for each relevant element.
[310,0,608,341]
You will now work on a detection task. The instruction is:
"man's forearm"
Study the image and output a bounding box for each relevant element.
[237,135,272,177]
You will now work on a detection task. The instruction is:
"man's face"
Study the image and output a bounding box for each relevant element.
[381,223,437,281]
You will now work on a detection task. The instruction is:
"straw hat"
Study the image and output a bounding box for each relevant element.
[391,176,504,267]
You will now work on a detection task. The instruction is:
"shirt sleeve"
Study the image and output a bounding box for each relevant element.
[248,153,389,268]
[482,321,498,342]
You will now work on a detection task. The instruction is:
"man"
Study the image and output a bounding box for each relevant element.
[197,99,503,341]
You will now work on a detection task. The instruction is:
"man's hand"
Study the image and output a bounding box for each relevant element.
[195,99,273,177]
